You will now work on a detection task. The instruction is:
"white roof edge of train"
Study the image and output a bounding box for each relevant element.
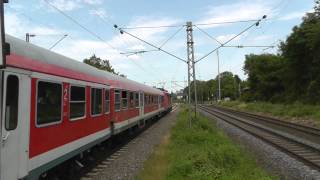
[5,34,164,94]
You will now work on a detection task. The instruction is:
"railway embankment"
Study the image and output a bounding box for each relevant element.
[218,101,320,128]
[137,107,275,180]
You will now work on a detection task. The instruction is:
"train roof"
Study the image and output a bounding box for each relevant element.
[5,35,163,95]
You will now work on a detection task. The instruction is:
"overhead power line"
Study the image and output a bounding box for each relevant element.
[43,0,119,52]
[42,1,164,82]
[194,25,222,45]
[119,19,266,30]
[222,45,275,48]
[89,8,153,54]
[88,8,169,82]
[120,24,185,29]
[195,15,267,63]
[194,19,261,26]
[120,49,159,56]
[159,26,184,48]
[7,5,56,30]
[49,34,68,50]
[117,25,184,57]
[114,25,187,63]
[120,25,184,56]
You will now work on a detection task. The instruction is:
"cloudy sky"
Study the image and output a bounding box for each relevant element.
[4,0,315,92]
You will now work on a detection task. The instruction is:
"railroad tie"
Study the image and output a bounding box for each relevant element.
[101,161,111,165]
[97,164,109,168]
[86,172,99,176]
[80,177,92,180]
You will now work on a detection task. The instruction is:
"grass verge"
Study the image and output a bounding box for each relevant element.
[137,108,276,180]
[218,101,320,128]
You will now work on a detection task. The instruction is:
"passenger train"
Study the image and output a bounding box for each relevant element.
[0,35,172,180]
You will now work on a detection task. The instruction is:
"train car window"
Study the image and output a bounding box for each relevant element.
[70,86,86,120]
[5,75,19,130]
[37,81,62,126]
[149,95,151,105]
[122,90,128,109]
[144,95,148,106]
[135,93,139,107]
[115,90,121,111]
[91,88,102,116]
[105,89,110,113]
[130,92,134,108]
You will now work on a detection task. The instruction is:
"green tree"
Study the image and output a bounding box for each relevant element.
[242,0,320,104]
[279,1,320,102]
[182,71,242,102]
[83,54,126,77]
[243,54,285,102]
[219,71,237,99]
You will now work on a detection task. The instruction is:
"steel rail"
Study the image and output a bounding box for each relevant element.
[212,105,320,137]
[198,105,320,171]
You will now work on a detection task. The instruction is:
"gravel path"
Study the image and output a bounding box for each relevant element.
[83,107,179,180]
[199,109,320,180]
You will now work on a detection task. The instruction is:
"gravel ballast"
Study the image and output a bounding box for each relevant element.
[199,109,320,180]
[85,107,179,180]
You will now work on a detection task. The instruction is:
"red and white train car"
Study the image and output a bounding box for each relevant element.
[0,35,171,180]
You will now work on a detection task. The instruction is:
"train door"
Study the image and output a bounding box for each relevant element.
[139,91,144,117]
[1,72,30,180]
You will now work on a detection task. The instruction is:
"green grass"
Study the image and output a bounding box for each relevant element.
[136,134,170,180]
[219,101,320,127]
[137,108,276,180]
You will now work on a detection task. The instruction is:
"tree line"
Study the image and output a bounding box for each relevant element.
[181,71,244,102]
[183,1,320,104]
[244,1,320,104]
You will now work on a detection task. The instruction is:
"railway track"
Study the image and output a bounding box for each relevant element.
[213,105,320,138]
[198,105,320,171]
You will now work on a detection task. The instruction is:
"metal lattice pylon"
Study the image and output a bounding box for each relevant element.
[186,22,198,126]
